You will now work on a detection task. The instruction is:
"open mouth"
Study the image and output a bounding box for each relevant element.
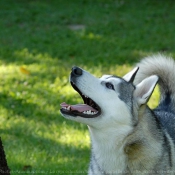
[60,81,101,118]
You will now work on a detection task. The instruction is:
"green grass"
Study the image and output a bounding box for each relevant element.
[0,0,175,174]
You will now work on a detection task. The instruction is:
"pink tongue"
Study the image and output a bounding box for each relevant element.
[60,102,97,112]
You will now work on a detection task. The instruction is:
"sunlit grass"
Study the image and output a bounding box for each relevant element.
[0,49,90,174]
[0,46,166,175]
[148,86,160,109]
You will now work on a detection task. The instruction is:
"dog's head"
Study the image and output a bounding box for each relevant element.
[60,67,158,129]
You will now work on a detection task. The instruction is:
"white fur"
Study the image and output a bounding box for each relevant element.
[89,124,132,174]
[62,69,134,174]
[135,54,175,101]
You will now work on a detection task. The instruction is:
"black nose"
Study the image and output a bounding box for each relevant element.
[71,66,83,77]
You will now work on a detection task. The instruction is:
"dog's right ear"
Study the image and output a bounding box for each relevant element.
[123,67,139,83]
[134,75,159,106]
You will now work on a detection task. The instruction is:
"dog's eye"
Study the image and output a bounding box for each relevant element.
[106,83,114,90]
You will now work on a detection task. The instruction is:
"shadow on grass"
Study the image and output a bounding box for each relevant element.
[1,125,89,174]
[0,92,87,131]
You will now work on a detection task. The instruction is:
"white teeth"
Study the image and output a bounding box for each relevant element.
[82,94,88,98]
[83,110,98,115]
[62,106,70,111]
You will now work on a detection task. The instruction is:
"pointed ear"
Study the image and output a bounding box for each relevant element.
[123,67,139,83]
[134,75,159,106]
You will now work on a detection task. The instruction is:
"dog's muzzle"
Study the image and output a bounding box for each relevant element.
[60,66,101,118]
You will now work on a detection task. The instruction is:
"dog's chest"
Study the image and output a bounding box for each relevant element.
[90,140,127,174]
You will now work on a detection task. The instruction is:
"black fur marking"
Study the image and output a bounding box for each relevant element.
[92,154,109,175]
[153,109,173,168]
[118,81,134,105]
[128,67,139,83]
[90,157,94,174]
[154,110,175,143]
[110,75,121,79]
[157,92,172,112]
[163,133,173,168]
[118,80,137,125]
[152,110,162,131]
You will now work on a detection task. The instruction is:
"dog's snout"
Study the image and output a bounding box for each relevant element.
[71,66,83,77]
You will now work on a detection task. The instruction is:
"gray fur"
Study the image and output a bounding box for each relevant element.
[135,55,175,143]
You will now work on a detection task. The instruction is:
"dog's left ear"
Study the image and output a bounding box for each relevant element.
[134,75,159,106]
[123,67,139,83]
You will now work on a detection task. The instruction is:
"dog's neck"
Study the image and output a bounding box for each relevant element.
[88,125,132,174]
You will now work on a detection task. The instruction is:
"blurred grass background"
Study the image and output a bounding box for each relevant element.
[0,0,175,174]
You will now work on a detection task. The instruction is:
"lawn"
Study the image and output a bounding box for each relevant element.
[0,0,175,174]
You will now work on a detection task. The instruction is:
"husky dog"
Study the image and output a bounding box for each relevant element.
[60,55,175,174]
